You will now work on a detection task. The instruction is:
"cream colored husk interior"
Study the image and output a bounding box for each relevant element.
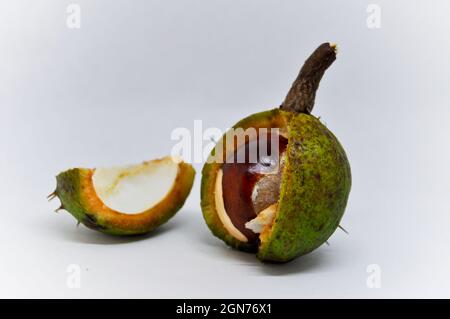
[92,157,179,214]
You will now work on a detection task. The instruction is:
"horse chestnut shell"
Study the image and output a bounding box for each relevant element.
[201,43,351,262]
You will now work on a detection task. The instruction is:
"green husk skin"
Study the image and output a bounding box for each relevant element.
[201,109,351,262]
[55,165,195,236]
[201,109,287,252]
[55,168,132,235]
[201,44,349,263]
[55,169,95,228]
[257,113,351,262]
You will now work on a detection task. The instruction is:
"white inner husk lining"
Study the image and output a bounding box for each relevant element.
[92,157,178,214]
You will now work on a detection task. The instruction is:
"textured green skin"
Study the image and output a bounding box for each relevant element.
[55,167,195,236]
[201,109,351,262]
[55,169,99,229]
[257,113,351,262]
[56,168,139,235]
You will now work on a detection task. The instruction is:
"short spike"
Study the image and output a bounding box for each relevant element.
[54,205,64,213]
[338,225,349,234]
[47,191,57,201]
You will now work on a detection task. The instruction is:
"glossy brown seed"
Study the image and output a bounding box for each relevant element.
[221,133,288,243]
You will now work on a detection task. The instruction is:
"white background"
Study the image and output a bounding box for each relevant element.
[1,1,450,298]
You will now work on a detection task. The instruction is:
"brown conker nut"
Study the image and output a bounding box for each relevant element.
[221,133,288,244]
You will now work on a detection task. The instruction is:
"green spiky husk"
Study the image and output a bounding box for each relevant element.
[200,109,351,262]
[55,168,105,231]
[257,113,351,262]
[54,164,195,236]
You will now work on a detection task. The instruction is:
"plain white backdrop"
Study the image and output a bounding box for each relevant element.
[1,1,450,298]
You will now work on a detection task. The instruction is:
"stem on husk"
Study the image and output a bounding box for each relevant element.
[280,43,337,114]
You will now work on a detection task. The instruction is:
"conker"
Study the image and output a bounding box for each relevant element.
[221,133,288,243]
